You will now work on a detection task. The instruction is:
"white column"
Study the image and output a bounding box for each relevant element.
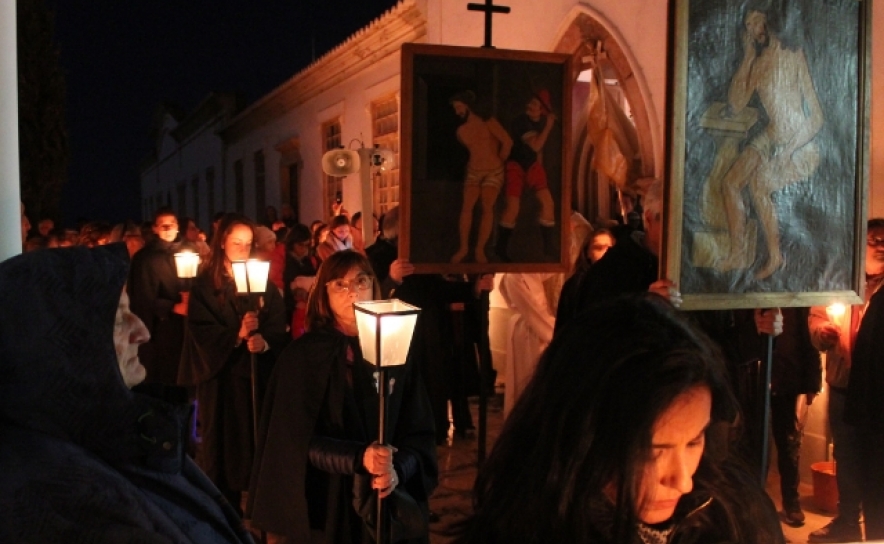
[0,0,22,261]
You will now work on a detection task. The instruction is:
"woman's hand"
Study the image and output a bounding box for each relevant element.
[246,332,266,353]
[239,311,258,341]
[363,442,399,498]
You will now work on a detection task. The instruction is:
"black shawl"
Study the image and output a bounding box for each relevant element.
[248,329,437,542]
[0,244,252,544]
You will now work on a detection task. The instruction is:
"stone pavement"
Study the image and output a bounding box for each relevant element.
[427,389,848,544]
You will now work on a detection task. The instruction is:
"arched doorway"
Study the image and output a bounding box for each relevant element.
[554,12,656,225]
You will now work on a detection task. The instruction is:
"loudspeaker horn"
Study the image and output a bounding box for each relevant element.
[321,149,361,177]
[371,147,397,172]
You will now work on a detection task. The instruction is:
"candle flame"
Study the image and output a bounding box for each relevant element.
[827,303,846,318]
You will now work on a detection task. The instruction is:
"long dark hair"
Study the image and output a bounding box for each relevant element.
[304,250,379,332]
[200,213,256,295]
[458,294,743,543]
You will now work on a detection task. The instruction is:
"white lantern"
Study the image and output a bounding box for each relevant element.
[231,259,271,295]
[173,251,200,279]
[354,299,420,367]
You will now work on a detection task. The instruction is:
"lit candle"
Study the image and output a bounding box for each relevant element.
[826,302,846,325]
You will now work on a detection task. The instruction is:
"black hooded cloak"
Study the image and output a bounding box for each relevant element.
[0,244,253,544]
[179,269,289,496]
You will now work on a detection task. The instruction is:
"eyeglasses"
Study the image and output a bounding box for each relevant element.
[326,276,372,294]
[867,236,884,248]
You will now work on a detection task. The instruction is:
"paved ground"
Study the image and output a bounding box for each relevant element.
[428,389,848,544]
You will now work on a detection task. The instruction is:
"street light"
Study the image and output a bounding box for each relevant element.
[353,299,420,544]
[230,259,271,449]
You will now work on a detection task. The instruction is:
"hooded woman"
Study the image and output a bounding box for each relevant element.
[0,244,253,543]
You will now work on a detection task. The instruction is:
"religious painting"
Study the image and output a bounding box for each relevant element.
[665,0,870,310]
[400,43,573,274]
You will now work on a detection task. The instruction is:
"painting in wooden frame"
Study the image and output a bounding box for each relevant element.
[665,0,870,310]
[400,43,573,274]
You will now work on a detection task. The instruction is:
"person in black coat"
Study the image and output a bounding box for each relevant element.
[367,206,488,442]
[128,206,187,385]
[0,244,253,544]
[845,219,884,540]
[248,250,437,543]
[281,223,319,336]
[179,214,288,514]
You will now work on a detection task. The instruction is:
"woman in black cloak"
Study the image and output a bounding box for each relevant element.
[180,213,289,513]
[248,250,438,543]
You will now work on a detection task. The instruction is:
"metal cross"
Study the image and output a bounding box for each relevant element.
[467,0,511,48]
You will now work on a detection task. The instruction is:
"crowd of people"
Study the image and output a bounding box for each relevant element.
[3,195,883,543]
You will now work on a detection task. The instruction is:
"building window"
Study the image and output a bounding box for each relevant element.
[254,150,266,221]
[191,174,200,225]
[287,162,300,223]
[206,167,215,224]
[234,159,244,214]
[371,94,400,217]
[321,118,342,220]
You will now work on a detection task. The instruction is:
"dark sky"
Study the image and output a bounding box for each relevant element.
[49,0,399,226]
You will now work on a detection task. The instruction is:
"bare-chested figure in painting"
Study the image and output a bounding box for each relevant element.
[720,6,823,279]
[450,90,513,264]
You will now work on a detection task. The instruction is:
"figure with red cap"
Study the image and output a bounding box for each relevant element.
[495,89,558,261]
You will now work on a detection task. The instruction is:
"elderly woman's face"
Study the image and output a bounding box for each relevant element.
[637,385,711,524]
[327,266,373,328]
[114,289,150,388]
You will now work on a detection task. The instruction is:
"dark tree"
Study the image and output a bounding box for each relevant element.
[17,0,68,227]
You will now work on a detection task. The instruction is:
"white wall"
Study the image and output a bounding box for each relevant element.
[1,0,22,261]
[228,51,404,224]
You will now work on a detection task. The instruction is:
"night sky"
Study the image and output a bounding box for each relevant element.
[48,0,399,226]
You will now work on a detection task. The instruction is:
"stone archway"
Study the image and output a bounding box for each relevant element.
[554,12,656,223]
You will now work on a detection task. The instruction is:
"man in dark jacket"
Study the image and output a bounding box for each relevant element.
[128,206,188,385]
[0,244,253,543]
[367,206,490,443]
[767,307,821,526]
[844,218,884,541]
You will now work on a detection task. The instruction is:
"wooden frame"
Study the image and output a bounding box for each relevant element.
[400,43,573,274]
[665,0,870,310]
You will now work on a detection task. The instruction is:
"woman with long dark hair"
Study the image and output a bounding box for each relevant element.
[249,250,437,543]
[457,294,784,544]
[179,213,288,514]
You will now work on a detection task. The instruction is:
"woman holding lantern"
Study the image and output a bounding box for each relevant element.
[179,213,288,515]
[248,250,437,543]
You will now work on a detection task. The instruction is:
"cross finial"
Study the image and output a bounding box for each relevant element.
[467,0,511,48]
